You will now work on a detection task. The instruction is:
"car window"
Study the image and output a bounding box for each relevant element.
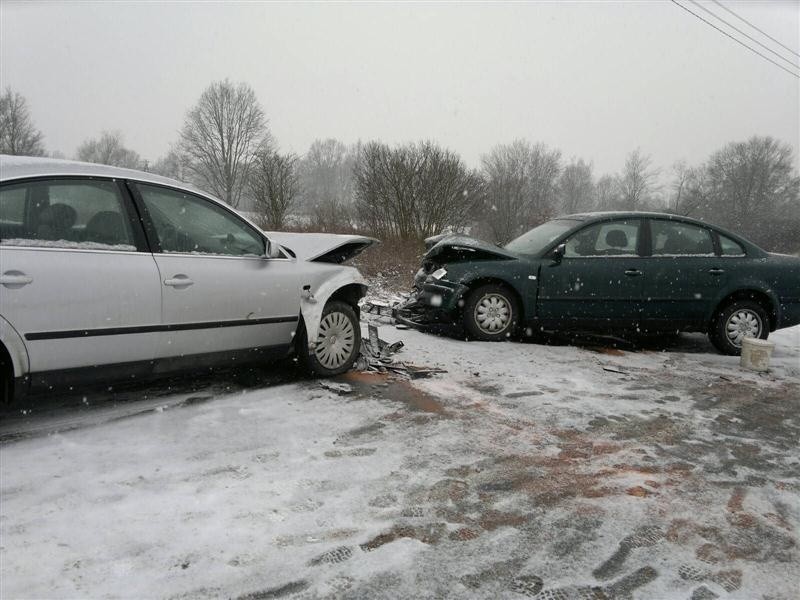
[563,219,640,257]
[504,218,581,255]
[719,234,745,256]
[650,220,714,256]
[136,184,265,257]
[0,179,137,251]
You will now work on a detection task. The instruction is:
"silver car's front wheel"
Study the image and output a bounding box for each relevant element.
[299,300,361,376]
[315,311,357,370]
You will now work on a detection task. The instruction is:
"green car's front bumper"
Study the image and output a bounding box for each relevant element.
[394,279,469,327]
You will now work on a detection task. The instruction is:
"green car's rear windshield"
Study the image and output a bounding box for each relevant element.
[504,219,581,256]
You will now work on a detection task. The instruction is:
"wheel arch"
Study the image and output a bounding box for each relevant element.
[0,315,29,379]
[710,289,778,332]
[298,270,368,352]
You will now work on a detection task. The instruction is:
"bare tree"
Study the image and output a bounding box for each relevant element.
[668,160,707,216]
[480,140,561,244]
[618,149,659,210]
[698,136,799,250]
[250,147,301,230]
[297,138,357,231]
[593,174,619,210]
[76,130,142,169]
[558,158,594,214]
[151,148,189,181]
[178,80,267,208]
[0,88,45,156]
[354,141,482,240]
[413,141,484,238]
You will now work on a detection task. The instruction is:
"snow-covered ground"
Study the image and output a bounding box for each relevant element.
[1,326,798,599]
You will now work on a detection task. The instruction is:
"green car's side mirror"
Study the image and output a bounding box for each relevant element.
[551,243,566,264]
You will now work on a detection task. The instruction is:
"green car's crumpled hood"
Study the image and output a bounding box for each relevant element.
[424,235,520,263]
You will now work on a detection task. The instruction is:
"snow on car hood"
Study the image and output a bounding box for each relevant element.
[264,232,378,263]
[424,234,519,263]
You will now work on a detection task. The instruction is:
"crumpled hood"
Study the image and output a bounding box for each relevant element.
[424,234,520,263]
[264,232,378,263]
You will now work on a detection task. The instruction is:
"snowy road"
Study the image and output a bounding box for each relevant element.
[1,326,798,599]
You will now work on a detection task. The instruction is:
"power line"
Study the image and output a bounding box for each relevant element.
[671,0,800,79]
[690,0,799,69]
[712,0,800,60]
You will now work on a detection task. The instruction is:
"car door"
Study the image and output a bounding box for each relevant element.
[131,182,301,361]
[638,218,723,330]
[536,218,644,327]
[0,178,161,373]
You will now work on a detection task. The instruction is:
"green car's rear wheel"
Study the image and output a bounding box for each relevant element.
[709,299,769,355]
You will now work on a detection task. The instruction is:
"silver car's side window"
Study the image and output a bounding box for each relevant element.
[0,179,137,251]
[136,184,265,257]
[564,220,640,257]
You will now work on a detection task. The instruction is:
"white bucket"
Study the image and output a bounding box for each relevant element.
[740,337,774,372]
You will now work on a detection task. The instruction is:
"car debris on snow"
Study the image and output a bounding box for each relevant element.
[354,323,446,379]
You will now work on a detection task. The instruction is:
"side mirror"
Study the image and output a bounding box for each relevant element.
[265,239,283,259]
[551,243,566,263]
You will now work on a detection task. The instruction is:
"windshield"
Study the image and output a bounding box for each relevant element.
[504,219,581,256]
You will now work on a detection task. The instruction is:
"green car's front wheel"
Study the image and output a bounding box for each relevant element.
[462,284,519,341]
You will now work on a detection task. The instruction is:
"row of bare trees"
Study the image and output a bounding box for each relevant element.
[3,83,798,252]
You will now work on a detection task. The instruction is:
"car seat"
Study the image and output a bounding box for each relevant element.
[604,229,628,253]
[37,203,77,242]
[84,211,127,246]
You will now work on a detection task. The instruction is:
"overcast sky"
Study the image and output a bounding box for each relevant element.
[2,1,798,176]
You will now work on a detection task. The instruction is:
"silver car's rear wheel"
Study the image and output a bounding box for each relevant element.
[314,311,357,370]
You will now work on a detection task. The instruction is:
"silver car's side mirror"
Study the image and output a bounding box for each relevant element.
[265,239,283,259]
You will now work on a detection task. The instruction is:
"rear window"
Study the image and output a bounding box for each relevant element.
[650,220,714,256]
[0,179,137,251]
[719,234,745,256]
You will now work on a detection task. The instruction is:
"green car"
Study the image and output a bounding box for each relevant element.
[403,212,800,355]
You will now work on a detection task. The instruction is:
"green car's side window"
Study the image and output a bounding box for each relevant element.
[719,234,746,256]
[650,220,714,256]
[564,220,640,258]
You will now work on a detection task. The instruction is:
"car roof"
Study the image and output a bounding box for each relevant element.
[0,154,193,191]
[559,211,707,223]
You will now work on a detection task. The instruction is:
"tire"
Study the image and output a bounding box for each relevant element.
[0,349,13,404]
[462,284,519,341]
[709,299,769,356]
[298,301,361,376]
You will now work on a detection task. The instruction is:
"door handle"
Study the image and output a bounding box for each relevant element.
[164,275,194,287]
[624,269,643,277]
[0,271,33,287]
[708,268,725,275]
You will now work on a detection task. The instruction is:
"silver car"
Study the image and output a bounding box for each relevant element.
[0,156,374,402]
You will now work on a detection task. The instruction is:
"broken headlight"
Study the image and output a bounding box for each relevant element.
[430,267,447,280]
